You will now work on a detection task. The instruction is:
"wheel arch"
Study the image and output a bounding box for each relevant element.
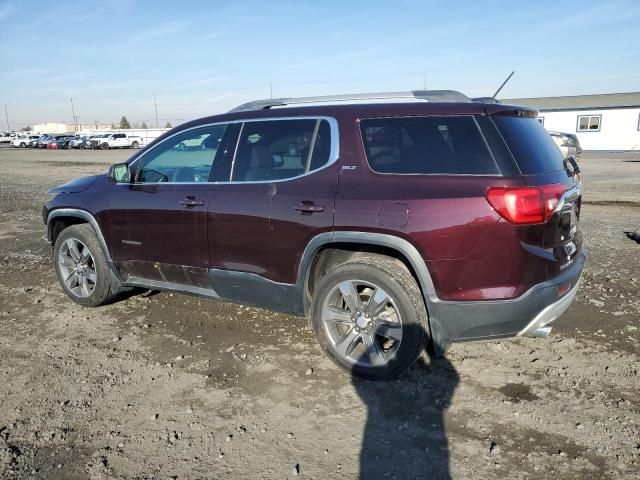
[47,209,114,264]
[299,232,439,316]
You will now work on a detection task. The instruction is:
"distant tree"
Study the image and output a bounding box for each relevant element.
[132,123,140,129]
[110,123,117,129]
[165,121,172,128]
[20,126,33,132]
[119,116,131,129]
[141,121,148,129]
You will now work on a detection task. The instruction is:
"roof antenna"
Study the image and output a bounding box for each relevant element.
[492,71,515,99]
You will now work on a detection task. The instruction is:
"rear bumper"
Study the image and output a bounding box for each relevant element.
[428,252,586,350]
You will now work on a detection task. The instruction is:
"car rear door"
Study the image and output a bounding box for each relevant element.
[205,117,338,286]
[267,118,338,283]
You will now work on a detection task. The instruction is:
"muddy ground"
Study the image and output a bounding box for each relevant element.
[0,146,638,480]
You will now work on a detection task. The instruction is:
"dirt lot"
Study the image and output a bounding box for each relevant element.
[0,147,638,480]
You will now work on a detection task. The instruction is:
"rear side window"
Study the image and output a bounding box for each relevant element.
[231,119,332,182]
[360,116,498,175]
[492,116,565,174]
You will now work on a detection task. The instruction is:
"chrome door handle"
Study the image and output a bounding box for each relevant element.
[293,202,324,214]
[179,197,204,207]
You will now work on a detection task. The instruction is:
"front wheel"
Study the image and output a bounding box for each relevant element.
[53,224,116,307]
[311,255,428,380]
[100,143,109,150]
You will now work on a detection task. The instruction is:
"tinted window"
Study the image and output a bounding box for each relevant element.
[492,116,565,174]
[360,116,498,175]
[232,119,331,182]
[136,125,227,183]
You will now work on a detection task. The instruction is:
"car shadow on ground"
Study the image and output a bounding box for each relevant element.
[352,326,459,479]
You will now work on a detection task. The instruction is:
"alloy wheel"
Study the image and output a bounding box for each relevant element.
[57,238,97,298]
[321,280,403,367]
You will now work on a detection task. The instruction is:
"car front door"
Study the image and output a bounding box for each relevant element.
[106,124,229,287]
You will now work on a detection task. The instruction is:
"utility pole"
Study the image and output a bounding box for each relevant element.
[4,104,9,131]
[70,98,78,132]
[153,93,159,128]
[423,72,427,90]
[269,82,273,99]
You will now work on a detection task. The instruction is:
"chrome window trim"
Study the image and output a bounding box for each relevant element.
[121,116,339,186]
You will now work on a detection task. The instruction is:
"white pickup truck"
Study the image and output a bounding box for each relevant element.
[91,133,143,149]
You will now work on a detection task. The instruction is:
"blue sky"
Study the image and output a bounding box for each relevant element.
[0,0,639,128]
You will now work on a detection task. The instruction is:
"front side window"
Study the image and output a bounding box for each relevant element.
[536,116,545,126]
[135,124,227,183]
[231,119,332,182]
[360,116,498,175]
[577,115,601,132]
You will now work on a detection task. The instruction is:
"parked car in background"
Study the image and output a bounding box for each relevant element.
[39,134,74,149]
[69,135,90,149]
[87,134,110,149]
[53,135,75,149]
[12,134,40,148]
[90,133,143,149]
[37,135,56,148]
[0,132,18,143]
[28,135,47,148]
[43,90,585,379]
[549,131,582,159]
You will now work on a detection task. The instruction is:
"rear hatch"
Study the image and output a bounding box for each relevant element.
[487,108,583,281]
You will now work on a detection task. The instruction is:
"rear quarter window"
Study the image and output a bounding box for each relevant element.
[360,116,499,175]
[492,116,565,174]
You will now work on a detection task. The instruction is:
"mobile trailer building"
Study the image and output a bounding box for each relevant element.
[502,92,640,151]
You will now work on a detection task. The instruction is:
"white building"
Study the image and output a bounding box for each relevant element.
[503,92,640,151]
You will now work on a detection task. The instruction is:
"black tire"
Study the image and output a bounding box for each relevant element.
[101,143,109,150]
[131,141,139,148]
[53,224,116,307]
[311,254,428,380]
[19,142,26,148]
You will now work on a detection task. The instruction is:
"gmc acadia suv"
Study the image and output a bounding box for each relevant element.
[43,90,585,379]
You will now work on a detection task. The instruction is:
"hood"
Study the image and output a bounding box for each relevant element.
[47,174,100,194]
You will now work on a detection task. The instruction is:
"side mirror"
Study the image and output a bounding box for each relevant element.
[110,162,132,183]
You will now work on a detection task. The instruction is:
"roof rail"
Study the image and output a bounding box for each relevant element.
[229,90,471,112]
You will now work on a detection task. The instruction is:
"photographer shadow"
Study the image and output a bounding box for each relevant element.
[352,326,459,479]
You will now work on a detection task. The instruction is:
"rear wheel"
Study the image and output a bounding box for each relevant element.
[54,224,116,307]
[131,141,139,148]
[311,255,428,380]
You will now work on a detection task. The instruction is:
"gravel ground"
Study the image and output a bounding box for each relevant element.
[0,147,638,480]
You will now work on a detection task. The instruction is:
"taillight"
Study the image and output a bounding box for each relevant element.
[486,184,566,224]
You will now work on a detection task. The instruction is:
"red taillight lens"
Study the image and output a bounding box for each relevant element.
[486,184,566,224]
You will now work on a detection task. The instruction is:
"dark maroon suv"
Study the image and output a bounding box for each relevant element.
[44,90,585,379]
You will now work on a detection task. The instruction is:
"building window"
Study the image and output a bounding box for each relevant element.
[536,116,544,126]
[577,115,601,132]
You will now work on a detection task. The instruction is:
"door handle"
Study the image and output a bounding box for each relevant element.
[179,196,204,207]
[293,202,324,214]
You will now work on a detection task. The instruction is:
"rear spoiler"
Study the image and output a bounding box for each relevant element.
[482,103,539,117]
